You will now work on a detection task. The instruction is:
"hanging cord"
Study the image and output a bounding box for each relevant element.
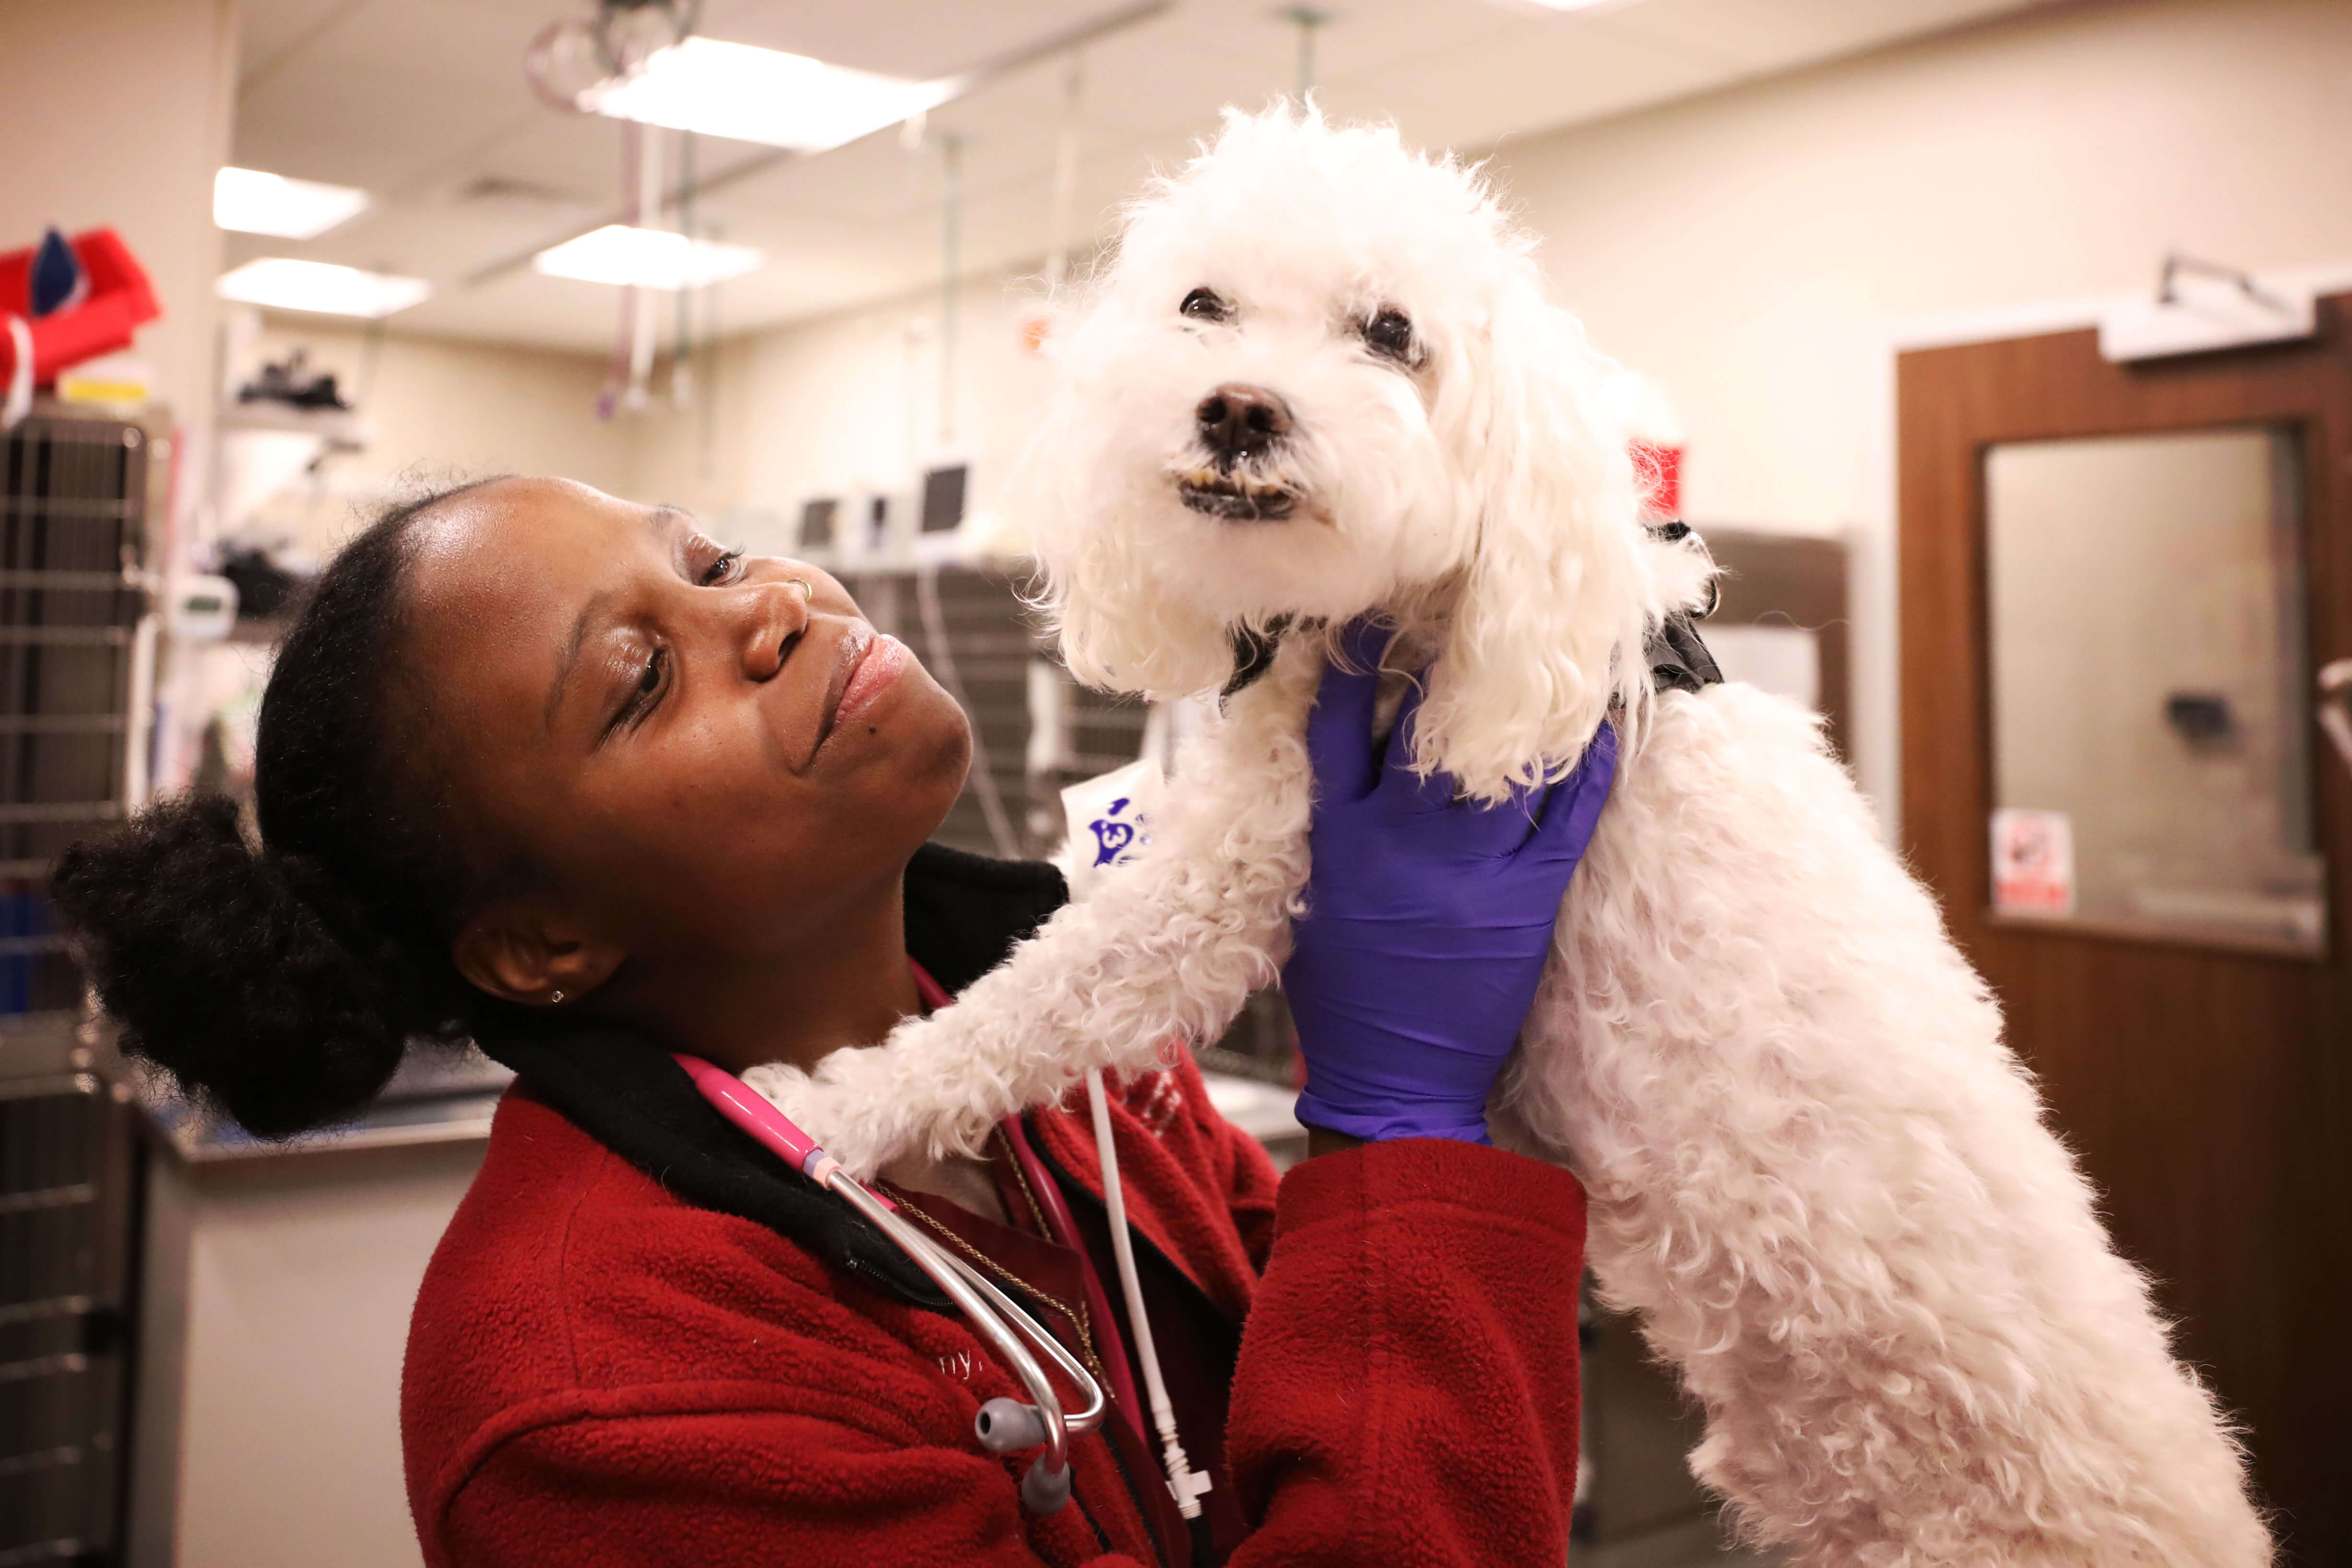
[671,128,697,409]
[915,559,1021,858]
[1285,6,1328,97]
[697,217,723,478]
[1086,1067,1212,1522]
[938,132,963,447]
[598,119,642,420]
[627,121,662,411]
[1044,52,1084,294]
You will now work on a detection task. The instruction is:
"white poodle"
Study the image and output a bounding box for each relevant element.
[750,106,2269,1566]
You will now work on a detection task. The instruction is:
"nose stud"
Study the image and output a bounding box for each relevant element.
[1196,382,1293,463]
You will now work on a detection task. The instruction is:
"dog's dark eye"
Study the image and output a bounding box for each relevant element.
[1363,308,1415,362]
[1180,287,1230,323]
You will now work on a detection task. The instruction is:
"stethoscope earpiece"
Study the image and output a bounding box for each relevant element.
[979,1400,1071,1513]
[975,1397,1048,1452]
[1020,1455,1074,1515]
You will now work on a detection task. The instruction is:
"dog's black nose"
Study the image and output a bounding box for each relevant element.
[1196,383,1293,462]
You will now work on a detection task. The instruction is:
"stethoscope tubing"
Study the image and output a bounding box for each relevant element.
[821,1164,1107,1474]
[672,1052,1105,1497]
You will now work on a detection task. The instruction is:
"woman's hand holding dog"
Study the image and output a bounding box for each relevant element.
[1284,622,1616,1145]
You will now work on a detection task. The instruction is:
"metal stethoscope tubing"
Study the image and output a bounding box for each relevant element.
[819,1166,1106,1511]
[669,1052,1106,1514]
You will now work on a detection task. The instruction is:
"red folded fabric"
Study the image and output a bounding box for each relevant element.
[0,228,161,385]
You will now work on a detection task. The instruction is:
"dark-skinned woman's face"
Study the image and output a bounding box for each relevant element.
[396,477,971,984]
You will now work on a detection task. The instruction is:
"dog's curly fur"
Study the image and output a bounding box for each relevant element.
[748,106,2270,1565]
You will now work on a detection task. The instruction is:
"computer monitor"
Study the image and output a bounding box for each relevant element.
[797,496,838,551]
[920,463,969,535]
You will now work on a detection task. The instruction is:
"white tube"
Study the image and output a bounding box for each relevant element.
[1086,1067,1211,1519]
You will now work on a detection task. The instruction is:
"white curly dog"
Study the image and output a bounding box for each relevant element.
[750,106,2269,1566]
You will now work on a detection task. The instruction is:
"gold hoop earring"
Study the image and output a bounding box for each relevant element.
[549,989,566,1005]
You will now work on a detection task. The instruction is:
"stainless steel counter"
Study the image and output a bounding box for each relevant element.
[127,1045,511,1165]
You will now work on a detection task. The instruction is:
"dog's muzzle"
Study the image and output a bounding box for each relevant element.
[1177,381,1301,522]
[1175,469,1299,522]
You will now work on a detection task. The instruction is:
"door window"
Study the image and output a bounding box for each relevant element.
[1984,426,2323,954]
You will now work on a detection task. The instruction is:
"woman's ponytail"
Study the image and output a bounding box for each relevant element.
[51,795,412,1137]
[51,480,509,1138]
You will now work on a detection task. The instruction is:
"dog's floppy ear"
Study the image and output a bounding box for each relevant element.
[1411,272,1656,802]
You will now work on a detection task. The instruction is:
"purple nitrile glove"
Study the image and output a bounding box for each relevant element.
[1283,622,1617,1145]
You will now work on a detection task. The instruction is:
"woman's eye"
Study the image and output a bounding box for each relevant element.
[602,646,669,741]
[1180,287,1230,322]
[695,547,744,586]
[1363,308,1415,362]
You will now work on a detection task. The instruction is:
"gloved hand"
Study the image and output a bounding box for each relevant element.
[1284,623,1617,1144]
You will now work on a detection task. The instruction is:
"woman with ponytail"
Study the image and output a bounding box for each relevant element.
[56,476,1599,1567]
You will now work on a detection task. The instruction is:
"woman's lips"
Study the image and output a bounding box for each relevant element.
[827,632,909,740]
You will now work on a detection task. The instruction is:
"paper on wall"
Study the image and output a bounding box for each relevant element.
[1060,757,1164,903]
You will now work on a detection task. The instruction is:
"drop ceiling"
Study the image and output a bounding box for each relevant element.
[230,0,2054,351]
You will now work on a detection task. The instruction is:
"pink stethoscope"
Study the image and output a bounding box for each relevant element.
[670,1051,1107,1513]
[674,965,1213,1524]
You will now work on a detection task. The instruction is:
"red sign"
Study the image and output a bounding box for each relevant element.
[1990,808,2075,917]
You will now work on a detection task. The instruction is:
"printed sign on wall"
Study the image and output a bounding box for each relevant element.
[1990,808,2076,917]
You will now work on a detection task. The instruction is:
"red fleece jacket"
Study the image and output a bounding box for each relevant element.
[402,1054,1586,1566]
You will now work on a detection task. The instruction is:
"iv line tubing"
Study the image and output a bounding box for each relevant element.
[1086,1067,1209,1518]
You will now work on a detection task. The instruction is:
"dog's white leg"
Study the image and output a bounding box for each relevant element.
[748,642,1322,1176]
[1497,682,2268,1568]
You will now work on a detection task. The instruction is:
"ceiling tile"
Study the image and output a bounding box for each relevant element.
[227,0,2050,349]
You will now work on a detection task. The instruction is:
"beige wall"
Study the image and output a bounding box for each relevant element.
[625,270,1056,551]
[246,315,634,553]
[0,0,238,428]
[1507,0,2352,536]
[630,0,2352,816]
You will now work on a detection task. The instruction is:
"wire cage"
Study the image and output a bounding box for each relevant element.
[0,410,154,1568]
[0,415,148,1016]
[0,1053,140,1568]
[840,563,1297,1087]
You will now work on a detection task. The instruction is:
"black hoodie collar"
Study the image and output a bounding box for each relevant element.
[473,841,1068,1310]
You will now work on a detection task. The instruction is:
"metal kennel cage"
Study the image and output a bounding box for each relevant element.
[0,409,156,1568]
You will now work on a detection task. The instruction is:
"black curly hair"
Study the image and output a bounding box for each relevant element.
[51,479,528,1138]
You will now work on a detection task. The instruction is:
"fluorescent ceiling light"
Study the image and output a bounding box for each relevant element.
[216,258,429,318]
[213,167,371,239]
[532,225,763,289]
[581,37,955,151]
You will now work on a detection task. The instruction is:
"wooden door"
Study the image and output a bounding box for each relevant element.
[1899,299,2352,1564]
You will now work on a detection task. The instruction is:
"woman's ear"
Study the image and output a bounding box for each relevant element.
[1412,274,1656,802]
[452,893,626,1008]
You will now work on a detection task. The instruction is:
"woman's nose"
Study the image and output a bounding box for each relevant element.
[736,576,813,681]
